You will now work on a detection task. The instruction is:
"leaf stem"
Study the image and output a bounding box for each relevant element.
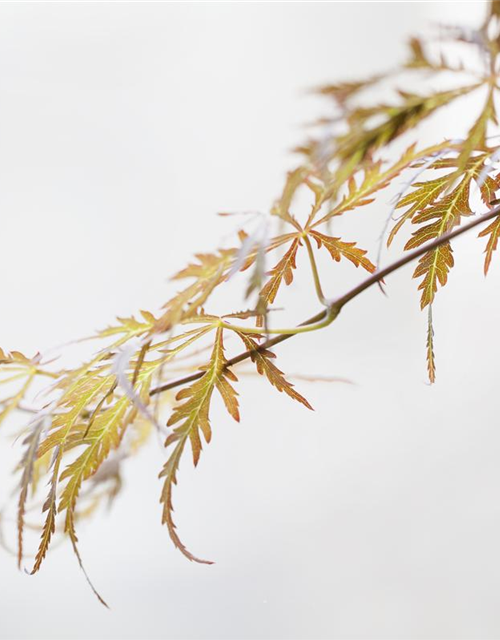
[303,234,328,306]
[218,306,338,337]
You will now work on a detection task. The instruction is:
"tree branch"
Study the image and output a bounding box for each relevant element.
[150,206,500,397]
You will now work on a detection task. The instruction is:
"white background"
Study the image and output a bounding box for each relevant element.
[0,2,499,639]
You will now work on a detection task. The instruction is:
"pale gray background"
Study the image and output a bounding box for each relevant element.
[0,2,498,639]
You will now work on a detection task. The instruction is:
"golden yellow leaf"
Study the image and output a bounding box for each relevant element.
[159,327,239,563]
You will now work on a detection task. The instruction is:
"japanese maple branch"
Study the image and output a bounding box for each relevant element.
[150,206,500,397]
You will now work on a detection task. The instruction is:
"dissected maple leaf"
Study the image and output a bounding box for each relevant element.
[453,87,497,178]
[17,417,46,569]
[164,327,238,466]
[388,171,452,247]
[310,230,376,273]
[259,237,302,305]
[405,37,465,73]
[413,242,454,309]
[30,454,60,576]
[271,167,309,230]
[98,312,156,338]
[31,373,117,576]
[235,332,312,410]
[331,84,480,186]
[155,250,235,333]
[312,141,458,228]
[426,306,436,384]
[236,231,299,305]
[0,351,44,428]
[479,214,500,274]
[391,154,500,307]
[159,327,239,563]
[315,75,385,106]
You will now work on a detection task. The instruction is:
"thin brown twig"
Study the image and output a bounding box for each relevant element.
[150,206,500,397]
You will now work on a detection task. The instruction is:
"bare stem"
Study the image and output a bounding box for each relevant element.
[150,206,500,397]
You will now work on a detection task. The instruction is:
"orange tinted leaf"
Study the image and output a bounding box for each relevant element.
[310,230,375,272]
[413,242,454,309]
[259,238,301,304]
[236,332,312,410]
[478,215,500,274]
[426,306,436,384]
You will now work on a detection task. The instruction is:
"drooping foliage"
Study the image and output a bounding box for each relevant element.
[1,1,500,606]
